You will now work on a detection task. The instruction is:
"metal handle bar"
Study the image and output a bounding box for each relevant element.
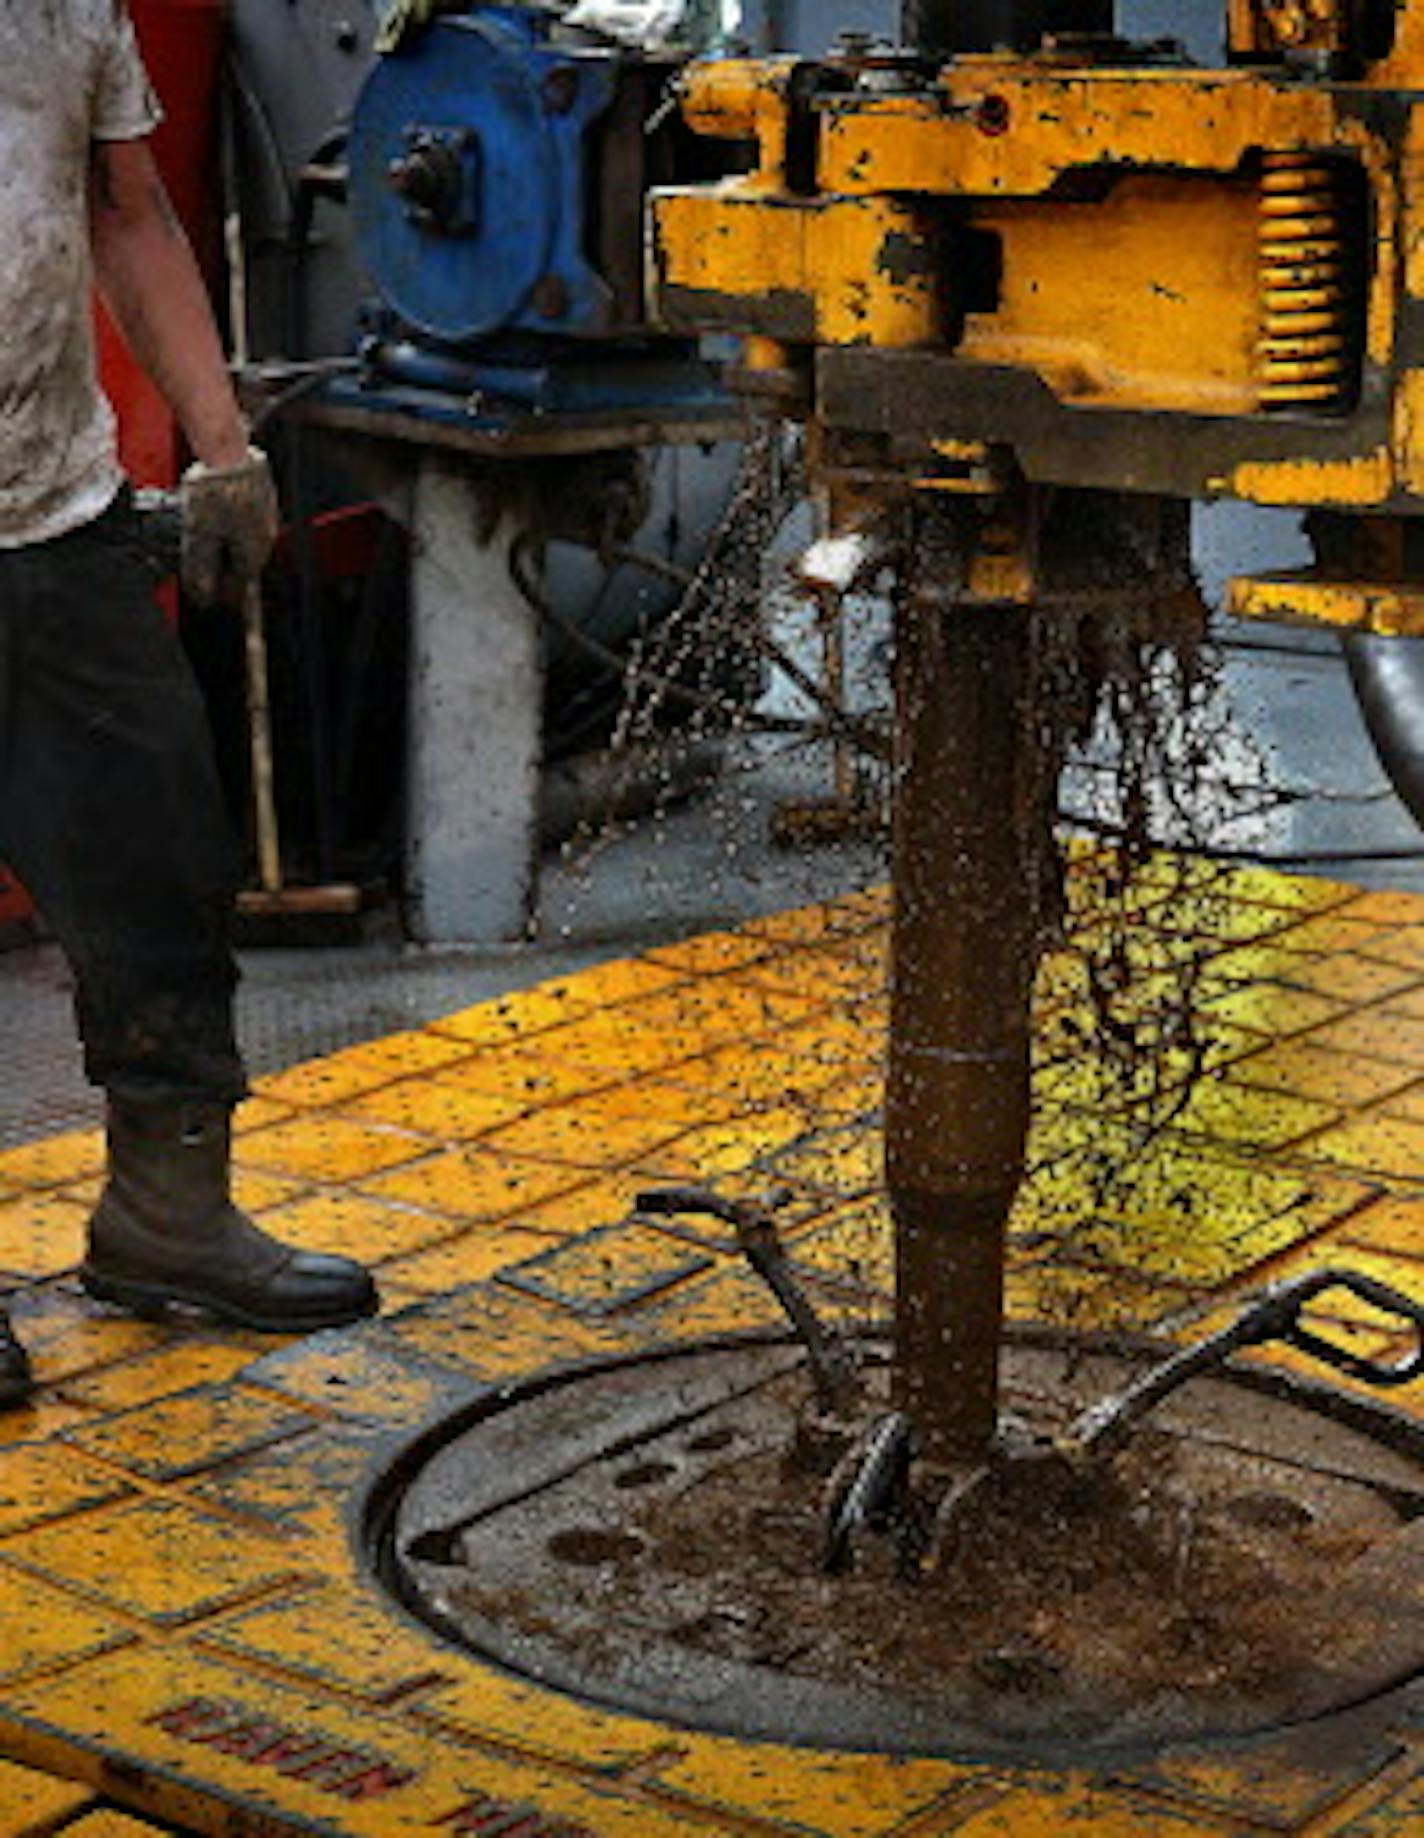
[1067,1266,1424,1459]
[635,1186,861,1417]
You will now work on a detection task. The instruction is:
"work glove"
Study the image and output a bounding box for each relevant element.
[375,0,463,54]
[180,446,281,606]
[565,1,688,46]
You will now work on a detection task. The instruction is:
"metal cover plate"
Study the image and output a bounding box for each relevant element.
[384,1332,1424,1764]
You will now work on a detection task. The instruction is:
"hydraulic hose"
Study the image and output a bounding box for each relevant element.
[1343,631,1424,830]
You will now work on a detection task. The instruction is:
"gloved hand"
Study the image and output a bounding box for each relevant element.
[180,446,280,606]
[375,0,458,54]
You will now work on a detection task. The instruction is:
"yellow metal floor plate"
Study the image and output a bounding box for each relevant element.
[0,863,1421,1834]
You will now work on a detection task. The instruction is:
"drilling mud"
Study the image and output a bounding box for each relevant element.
[387,1336,1424,1761]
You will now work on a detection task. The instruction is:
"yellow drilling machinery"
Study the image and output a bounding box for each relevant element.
[643,0,1424,1466]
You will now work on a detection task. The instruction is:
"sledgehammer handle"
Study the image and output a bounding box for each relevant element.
[243,579,283,896]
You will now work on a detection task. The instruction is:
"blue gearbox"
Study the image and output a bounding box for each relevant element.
[348,6,623,344]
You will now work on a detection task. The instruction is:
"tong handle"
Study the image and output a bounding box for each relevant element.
[1257,1268,1424,1388]
[1067,1265,1424,1459]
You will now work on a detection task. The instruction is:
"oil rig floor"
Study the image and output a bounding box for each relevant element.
[0,857,1423,1835]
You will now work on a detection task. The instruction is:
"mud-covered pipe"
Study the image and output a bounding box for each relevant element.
[1343,632,1424,830]
[887,504,1038,1466]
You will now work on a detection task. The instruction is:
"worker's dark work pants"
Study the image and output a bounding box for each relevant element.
[0,492,248,1106]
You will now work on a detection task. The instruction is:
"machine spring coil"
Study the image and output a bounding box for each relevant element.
[1258,152,1354,412]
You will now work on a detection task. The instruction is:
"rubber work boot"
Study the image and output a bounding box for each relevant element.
[81,1102,378,1331]
[0,1307,33,1410]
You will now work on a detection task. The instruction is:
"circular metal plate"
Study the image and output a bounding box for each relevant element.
[349,18,557,341]
[380,1331,1424,1763]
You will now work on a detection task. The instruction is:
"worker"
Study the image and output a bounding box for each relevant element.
[0,1,377,1409]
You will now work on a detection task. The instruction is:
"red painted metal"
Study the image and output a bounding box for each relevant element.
[97,0,229,490]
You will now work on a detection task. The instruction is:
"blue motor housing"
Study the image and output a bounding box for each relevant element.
[348,6,623,344]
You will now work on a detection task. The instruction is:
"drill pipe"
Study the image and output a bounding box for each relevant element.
[887,519,1041,1466]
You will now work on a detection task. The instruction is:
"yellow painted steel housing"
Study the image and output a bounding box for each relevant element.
[648,13,1424,552]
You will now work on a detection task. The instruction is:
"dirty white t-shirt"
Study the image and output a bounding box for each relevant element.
[0,0,161,546]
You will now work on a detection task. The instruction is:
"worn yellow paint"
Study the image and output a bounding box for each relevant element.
[656,1743,976,1837]
[1232,1039,1418,1107]
[384,1282,630,1378]
[247,1189,451,1263]
[1227,451,1395,512]
[1306,1005,1424,1064]
[791,1202,894,1300]
[1242,948,1419,1004]
[0,1646,707,1838]
[820,69,1344,198]
[1268,909,1392,955]
[0,1756,94,1831]
[1201,980,1348,1037]
[645,927,777,974]
[60,1383,313,1483]
[1229,567,1424,632]
[60,1815,171,1837]
[0,1495,306,1626]
[962,177,1262,414]
[1303,1110,1424,1179]
[0,1444,132,1538]
[199,1584,667,1771]
[358,1144,595,1221]
[1337,1191,1424,1264]
[1356,927,1424,974]
[949,1784,1235,1835]
[56,1340,261,1414]
[0,1194,89,1282]
[618,1266,786,1343]
[1208,865,1354,911]
[1321,1769,1424,1837]
[253,1029,473,1110]
[1374,1074,1424,1120]
[0,1569,131,1685]
[343,1074,531,1139]
[1394,369,1424,497]
[653,50,1424,517]
[0,1131,105,1191]
[498,1223,714,1315]
[378,1222,574,1294]
[6,1292,166,1390]
[1400,106,1424,302]
[1164,1077,1341,1150]
[1124,1717,1412,1826]
[427,980,609,1048]
[477,1089,698,1168]
[183,1429,378,1568]
[635,1107,817,1183]
[235,1114,429,1184]
[679,56,808,189]
[654,190,938,347]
